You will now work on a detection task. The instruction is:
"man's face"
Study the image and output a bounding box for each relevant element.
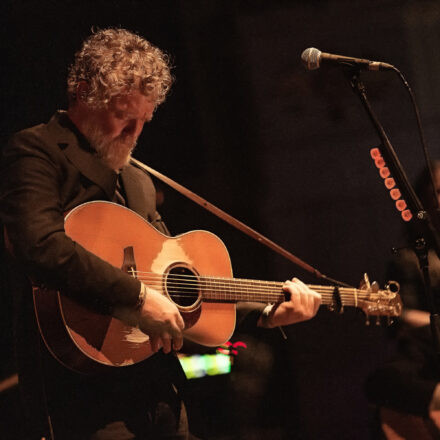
[82,89,156,170]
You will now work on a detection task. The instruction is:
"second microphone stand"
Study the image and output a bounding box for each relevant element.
[348,69,440,359]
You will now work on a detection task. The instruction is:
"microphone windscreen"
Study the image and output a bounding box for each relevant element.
[301,47,321,70]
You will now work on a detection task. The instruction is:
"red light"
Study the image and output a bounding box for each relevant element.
[390,188,401,200]
[402,210,413,222]
[370,148,381,159]
[217,347,229,355]
[396,199,407,211]
[375,157,385,168]
[216,340,247,356]
[380,167,390,178]
[385,178,395,189]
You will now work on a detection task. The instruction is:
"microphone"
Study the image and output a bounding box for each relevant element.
[301,47,394,71]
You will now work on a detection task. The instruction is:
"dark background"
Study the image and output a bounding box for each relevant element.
[2,0,440,438]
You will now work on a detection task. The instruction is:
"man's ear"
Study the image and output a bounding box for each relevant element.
[76,81,90,102]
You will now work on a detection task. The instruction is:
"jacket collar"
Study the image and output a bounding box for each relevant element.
[47,111,118,200]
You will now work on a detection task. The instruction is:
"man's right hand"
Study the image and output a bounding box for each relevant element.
[113,284,185,354]
[138,286,185,354]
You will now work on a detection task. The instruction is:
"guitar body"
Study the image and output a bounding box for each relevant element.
[33,201,236,373]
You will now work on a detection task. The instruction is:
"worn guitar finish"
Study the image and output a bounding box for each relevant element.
[33,201,402,373]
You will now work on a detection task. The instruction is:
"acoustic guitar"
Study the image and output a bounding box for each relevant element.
[33,201,402,373]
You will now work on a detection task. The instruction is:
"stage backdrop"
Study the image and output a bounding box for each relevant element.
[2,1,440,438]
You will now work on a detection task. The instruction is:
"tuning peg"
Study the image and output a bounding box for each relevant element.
[365,314,370,326]
[371,281,380,293]
[376,316,380,326]
[360,273,371,290]
[386,281,400,294]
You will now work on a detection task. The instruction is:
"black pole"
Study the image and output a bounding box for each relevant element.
[349,70,440,359]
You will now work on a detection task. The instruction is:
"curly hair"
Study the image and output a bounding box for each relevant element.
[67,28,173,108]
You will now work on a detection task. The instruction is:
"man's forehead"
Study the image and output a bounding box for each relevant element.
[111,92,155,118]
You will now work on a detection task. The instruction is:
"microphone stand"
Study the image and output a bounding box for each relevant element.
[348,69,440,358]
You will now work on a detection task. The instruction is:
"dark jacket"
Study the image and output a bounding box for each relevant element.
[1,110,170,314]
[0,111,184,437]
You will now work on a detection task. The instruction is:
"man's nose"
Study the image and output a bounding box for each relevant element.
[124,119,144,138]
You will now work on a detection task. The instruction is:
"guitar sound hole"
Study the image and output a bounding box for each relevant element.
[166,266,200,308]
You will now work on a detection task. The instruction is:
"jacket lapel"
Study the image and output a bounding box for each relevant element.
[120,165,156,220]
[46,111,118,200]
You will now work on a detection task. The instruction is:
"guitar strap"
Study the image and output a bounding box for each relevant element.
[130,157,352,288]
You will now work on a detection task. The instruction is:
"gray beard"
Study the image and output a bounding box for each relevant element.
[82,121,137,171]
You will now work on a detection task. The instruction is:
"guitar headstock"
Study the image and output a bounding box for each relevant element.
[357,279,402,324]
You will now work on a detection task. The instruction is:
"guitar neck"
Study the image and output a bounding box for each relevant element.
[200,277,371,308]
[141,269,400,317]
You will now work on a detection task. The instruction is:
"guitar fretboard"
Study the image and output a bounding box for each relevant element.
[135,271,391,310]
[198,277,367,308]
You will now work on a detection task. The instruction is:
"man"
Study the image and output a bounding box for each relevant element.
[0,28,321,439]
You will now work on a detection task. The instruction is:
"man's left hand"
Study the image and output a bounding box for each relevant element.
[259,278,321,328]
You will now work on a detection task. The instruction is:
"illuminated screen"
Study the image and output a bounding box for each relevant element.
[178,353,232,379]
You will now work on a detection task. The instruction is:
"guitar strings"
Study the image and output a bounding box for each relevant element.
[136,277,370,297]
[136,289,382,307]
[128,270,383,295]
[130,269,388,293]
[126,272,386,301]
[111,269,393,310]
[132,278,385,304]
[131,278,393,309]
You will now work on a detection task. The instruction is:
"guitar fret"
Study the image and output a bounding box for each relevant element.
[200,275,284,303]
